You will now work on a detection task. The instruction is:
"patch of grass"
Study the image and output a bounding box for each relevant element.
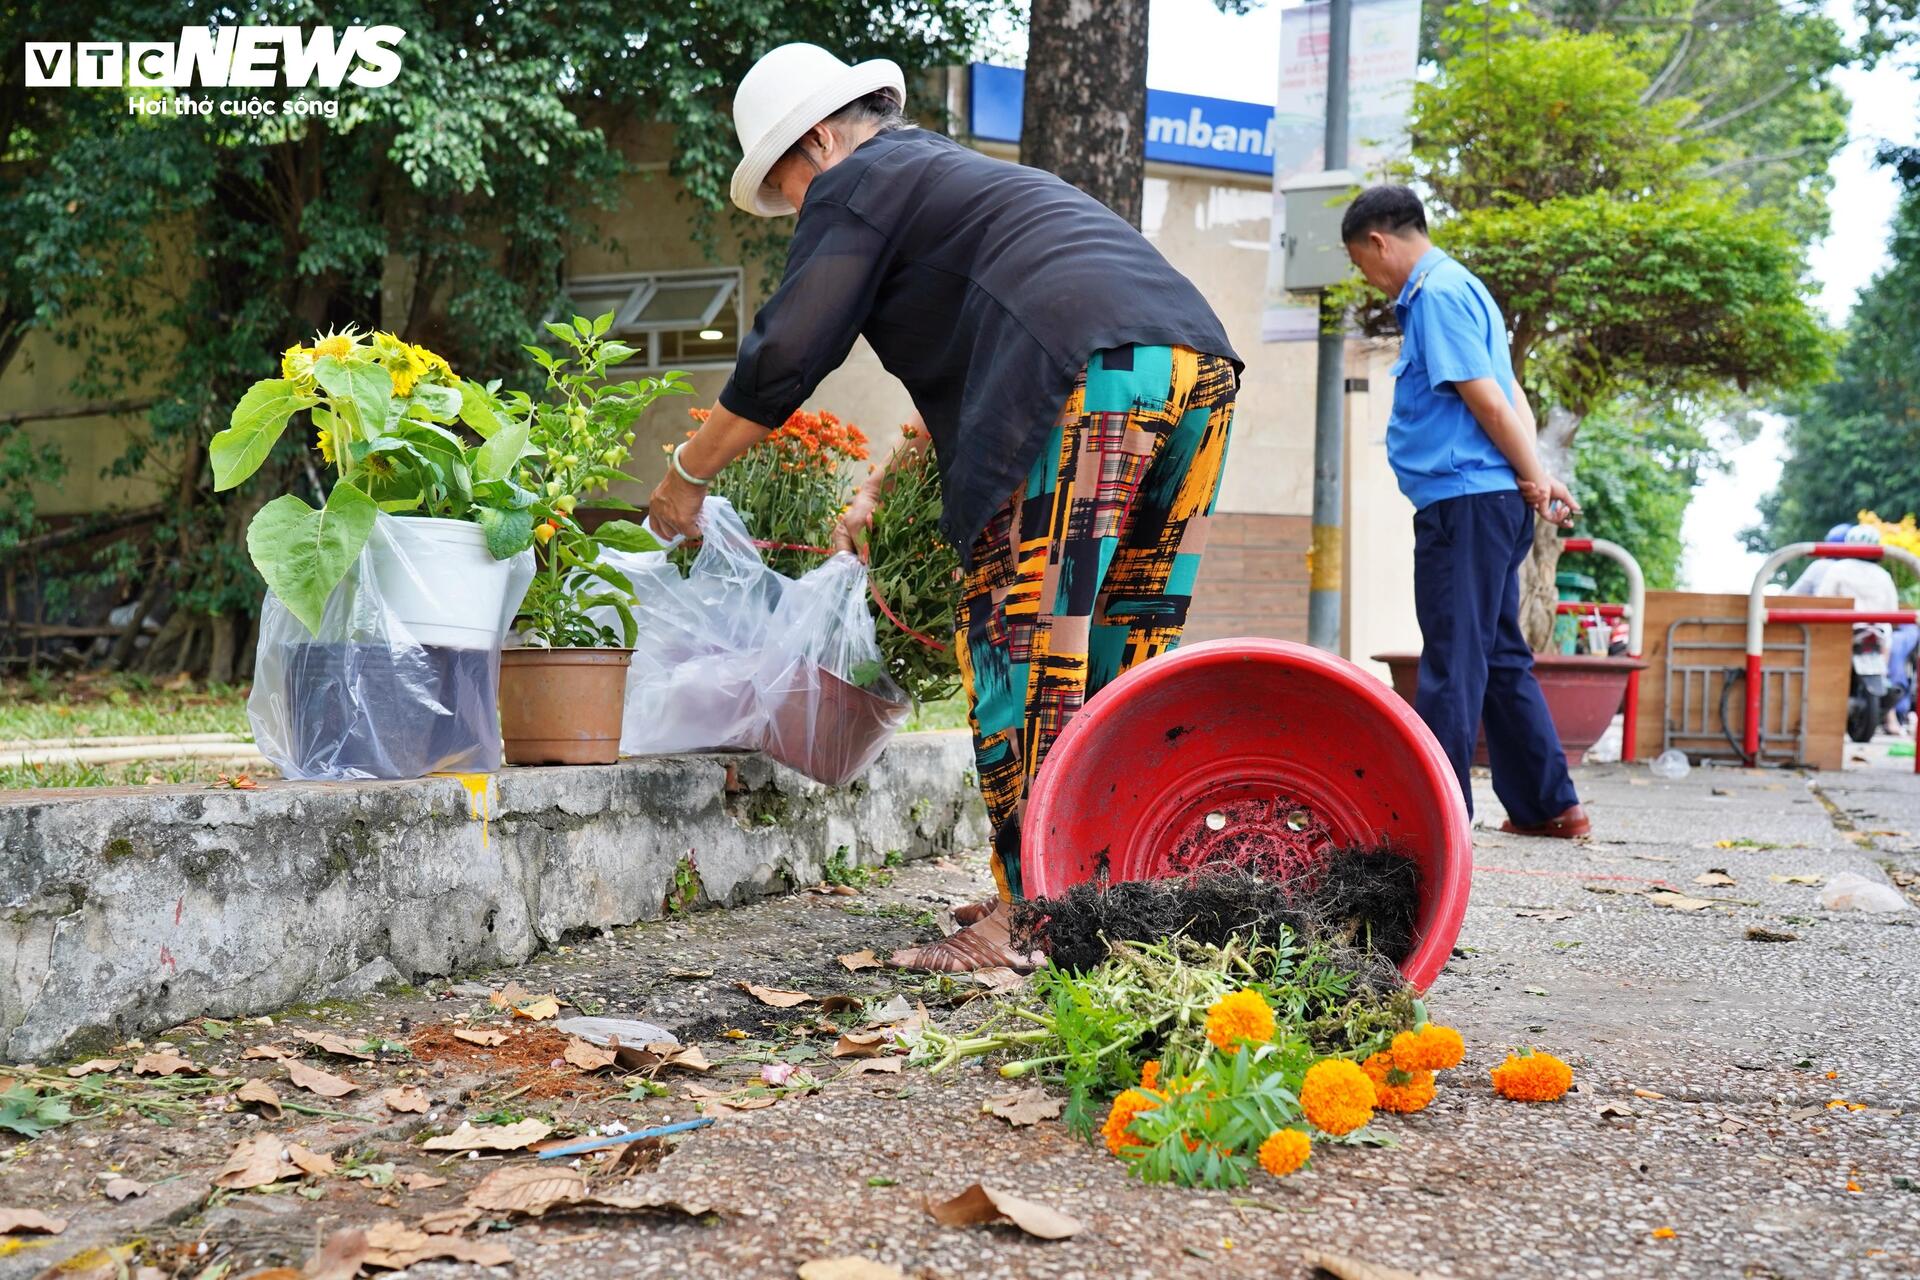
[823,846,893,891]
[666,855,702,915]
[904,696,969,734]
[0,759,253,790]
[0,673,251,741]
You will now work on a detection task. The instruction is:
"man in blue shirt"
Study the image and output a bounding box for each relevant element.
[1343,185,1588,838]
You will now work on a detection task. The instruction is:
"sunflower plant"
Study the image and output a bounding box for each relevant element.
[211,326,541,634]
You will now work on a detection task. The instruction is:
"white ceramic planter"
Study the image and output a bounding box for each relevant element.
[366,515,519,649]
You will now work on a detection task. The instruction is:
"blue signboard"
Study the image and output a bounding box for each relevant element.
[968,63,1278,177]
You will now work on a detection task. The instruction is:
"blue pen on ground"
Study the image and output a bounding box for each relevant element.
[534,1115,714,1160]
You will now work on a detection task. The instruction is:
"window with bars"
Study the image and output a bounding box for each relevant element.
[557,269,743,370]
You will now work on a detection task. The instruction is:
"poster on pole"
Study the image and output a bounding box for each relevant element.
[1260,0,1423,342]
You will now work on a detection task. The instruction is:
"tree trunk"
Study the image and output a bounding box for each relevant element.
[1018,0,1151,228]
[1517,404,1583,651]
[207,613,238,686]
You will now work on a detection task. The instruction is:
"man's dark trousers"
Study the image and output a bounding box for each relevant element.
[1412,489,1580,823]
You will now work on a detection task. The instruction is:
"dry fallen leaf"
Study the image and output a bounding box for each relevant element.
[299,1227,369,1280]
[489,980,532,1009]
[818,994,865,1014]
[564,1037,618,1072]
[401,1171,449,1191]
[365,1219,514,1268]
[1769,874,1823,886]
[1633,1088,1666,1100]
[453,1026,508,1047]
[928,1183,1080,1239]
[285,1059,358,1098]
[799,1260,905,1280]
[66,1058,121,1078]
[421,1118,553,1152]
[1745,926,1799,943]
[465,1164,589,1216]
[132,1050,194,1077]
[242,1043,293,1061]
[102,1177,150,1202]
[832,1032,888,1059]
[235,1078,284,1119]
[416,1206,481,1235]
[967,966,1026,995]
[837,949,882,972]
[982,1087,1063,1127]
[1694,870,1737,887]
[286,1143,336,1177]
[212,1134,301,1190]
[0,1208,67,1234]
[684,1083,778,1114]
[1646,891,1717,912]
[291,1030,373,1061]
[1596,1102,1635,1119]
[1299,1247,1455,1280]
[738,982,813,1008]
[234,1270,303,1280]
[512,996,561,1021]
[381,1085,429,1114]
[849,1056,904,1076]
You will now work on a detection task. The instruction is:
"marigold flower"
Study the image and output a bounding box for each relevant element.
[1393,1024,1465,1072]
[1362,1052,1436,1114]
[1100,1088,1158,1155]
[1258,1128,1311,1177]
[1204,989,1275,1053]
[1300,1057,1376,1135]
[1139,1060,1161,1092]
[1491,1051,1573,1102]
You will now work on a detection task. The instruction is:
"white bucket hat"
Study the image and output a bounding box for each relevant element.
[729,43,906,218]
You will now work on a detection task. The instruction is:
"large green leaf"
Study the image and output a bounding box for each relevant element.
[476,506,535,559]
[408,382,463,422]
[594,519,663,554]
[246,485,378,635]
[458,379,503,438]
[211,379,316,490]
[313,355,394,444]
[473,413,529,484]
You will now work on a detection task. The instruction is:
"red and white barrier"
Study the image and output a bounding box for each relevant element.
[1558,537,1646,762]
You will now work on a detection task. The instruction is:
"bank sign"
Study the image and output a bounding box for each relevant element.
[968,63,1279,177]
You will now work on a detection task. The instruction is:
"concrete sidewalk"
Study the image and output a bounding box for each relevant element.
[1,761,1915,1279]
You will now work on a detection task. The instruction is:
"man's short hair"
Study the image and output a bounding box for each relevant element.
[1341,185,1428,243]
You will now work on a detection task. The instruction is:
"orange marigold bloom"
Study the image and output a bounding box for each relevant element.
[1204,989,1275,1053]
[1491,1051,1573,1103]
[1139,1060,1161,1092]
[1257,1128,1311,1177]
[1300,1058,1376,1135]
[1362,1052,1436,1114]
[1100,1088,1158,1155]
[1393,1024,1466,1072]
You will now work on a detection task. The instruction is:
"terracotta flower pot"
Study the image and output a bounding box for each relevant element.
[760,661,910,787]
[499,648,635,765]
[1372,651,1647,766]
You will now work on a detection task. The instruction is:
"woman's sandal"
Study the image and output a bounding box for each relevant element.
[949,897,998,927]
[889,904,1040,974]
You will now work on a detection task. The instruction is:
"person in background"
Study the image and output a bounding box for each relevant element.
[1342,185,1588,837]
[1888,620,1917,736]
[647,44,1242,971]
[1786,523,1857,596]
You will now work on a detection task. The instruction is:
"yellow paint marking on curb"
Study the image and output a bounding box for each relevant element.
[436,772,495,848]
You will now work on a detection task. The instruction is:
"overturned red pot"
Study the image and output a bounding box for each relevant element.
[1372,651,1646,766]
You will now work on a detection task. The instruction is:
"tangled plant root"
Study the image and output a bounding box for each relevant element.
[1012,846,1420,983]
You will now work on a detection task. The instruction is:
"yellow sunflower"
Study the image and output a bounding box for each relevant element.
[281,344,315,384]
[310,326,361,361]
[315,423,335,464]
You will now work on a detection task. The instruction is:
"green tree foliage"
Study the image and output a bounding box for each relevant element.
[1572,408,1716,598]
[1754,184,1920,548]
[1,1,1005,673]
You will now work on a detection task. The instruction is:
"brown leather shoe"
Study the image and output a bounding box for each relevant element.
[1500,804,1591,839]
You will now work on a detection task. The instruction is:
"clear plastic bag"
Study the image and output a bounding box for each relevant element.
[754,551,911,786]
[249,513,534,780]
[615,498,785,757]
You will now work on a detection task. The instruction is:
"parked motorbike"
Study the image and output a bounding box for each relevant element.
[1847,623,1894,743]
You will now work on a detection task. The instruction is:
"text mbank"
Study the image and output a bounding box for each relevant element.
[25,26,404,90]
[1148,108,1281,157]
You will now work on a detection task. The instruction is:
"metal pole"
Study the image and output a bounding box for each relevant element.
[1307,0,1352,653]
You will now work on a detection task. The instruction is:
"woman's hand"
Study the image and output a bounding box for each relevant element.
[832,488,880,557]
[647,467,707,543]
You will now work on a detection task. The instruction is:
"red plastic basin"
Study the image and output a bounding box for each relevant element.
[1022,639,1472,990]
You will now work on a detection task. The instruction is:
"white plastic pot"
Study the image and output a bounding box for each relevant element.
[366,515,519,649]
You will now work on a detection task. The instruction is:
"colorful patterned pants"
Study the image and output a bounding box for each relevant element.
[957,344,1237,901]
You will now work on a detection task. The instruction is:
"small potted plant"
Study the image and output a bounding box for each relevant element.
[212,327,545,778]
[496,316,691,764]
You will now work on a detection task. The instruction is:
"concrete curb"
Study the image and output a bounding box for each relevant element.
[0,733,986,1062]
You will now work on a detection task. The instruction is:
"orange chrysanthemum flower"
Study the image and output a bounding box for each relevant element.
[1204,989,1275,1053]
[1258,1128,1311,1177]
[1300,1058,1376,1135]
[1393,1024,1466,1073]
[1491,1051,1573,1102]
[1101,1088,1159,1155]
[1139,1060,1161,1092]
[1362,1052,1436,1114]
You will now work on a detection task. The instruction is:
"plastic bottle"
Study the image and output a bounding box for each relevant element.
[1650,748,1690,780]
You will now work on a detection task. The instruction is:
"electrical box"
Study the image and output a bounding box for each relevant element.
[1279,169,1358,293]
